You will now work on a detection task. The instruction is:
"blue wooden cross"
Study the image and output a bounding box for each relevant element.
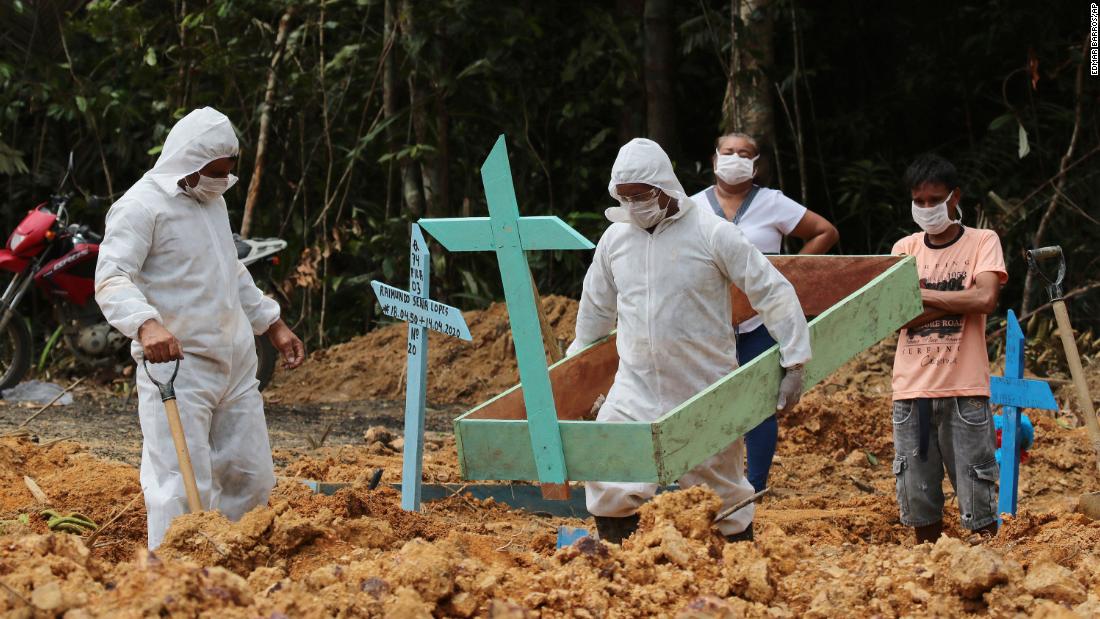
[371,224,471,511]
[418,135,595,499]
[990,309,1058,518]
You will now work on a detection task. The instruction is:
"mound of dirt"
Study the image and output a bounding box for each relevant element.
[268,295,579,407]
[276,432,463,485]
[4,338,1100,617]
[11,485,1098,618]
[0,532,107,615]
[4,408,1100,617]
[0,435,145,564]
[782,389,894,459]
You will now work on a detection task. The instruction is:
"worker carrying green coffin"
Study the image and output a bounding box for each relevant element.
[567,138,812,544]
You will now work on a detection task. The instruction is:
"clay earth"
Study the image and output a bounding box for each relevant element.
[2,296,1099,617]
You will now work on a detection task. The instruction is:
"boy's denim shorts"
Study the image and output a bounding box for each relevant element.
[892,396,999,530]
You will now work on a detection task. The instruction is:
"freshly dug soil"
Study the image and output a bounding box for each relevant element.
[2,480,1098,617]
[4,305,1100,616]
[267,295,579,406]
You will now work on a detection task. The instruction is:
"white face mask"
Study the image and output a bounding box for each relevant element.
[623,193,668,228]
[183,173,238,203]
[911,192,961,235]
[714,152,758,185]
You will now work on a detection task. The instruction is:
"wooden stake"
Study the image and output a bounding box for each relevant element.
[23,475,49,504]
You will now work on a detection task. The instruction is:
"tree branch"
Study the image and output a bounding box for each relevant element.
[241,6,296,239]
[1022,34,1088,315]
[988,282,1100,339]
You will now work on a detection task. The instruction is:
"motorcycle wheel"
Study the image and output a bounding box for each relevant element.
[256,335,277,392]
[0,310,32,392]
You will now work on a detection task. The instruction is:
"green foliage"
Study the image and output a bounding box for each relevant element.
[0,0,1095,350]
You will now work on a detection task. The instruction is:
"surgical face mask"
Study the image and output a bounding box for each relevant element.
[625,193,668,228]
[714,152,758,185]
[183,173,238,203]
[614,187,668,228]
[911,192,961,235]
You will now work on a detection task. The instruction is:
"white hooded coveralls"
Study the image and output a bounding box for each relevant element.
[95,107,281,549]
[569,138,811,535]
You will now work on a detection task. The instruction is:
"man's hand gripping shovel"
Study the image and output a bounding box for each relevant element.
[144,359,204,513]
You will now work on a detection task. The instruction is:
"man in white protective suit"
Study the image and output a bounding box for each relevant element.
[95,107,305,549]
[568,138,812,543]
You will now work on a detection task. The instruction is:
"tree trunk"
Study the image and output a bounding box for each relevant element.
[408,73,437,216]
[643,0,677,154]
[789,4,807,205]
[433,76,450,219]
[175,1,189,111]
[618,0,644,145]
[241,7,295,239]
[721,0,774,145]
[403,0,436,217]
[721,0,738,134]
[382,0,397,219]
[396,0,425,218]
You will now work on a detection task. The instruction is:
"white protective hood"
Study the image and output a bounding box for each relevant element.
[145,107,239,196]
[604,138,688,224]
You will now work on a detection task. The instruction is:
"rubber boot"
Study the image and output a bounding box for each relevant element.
[914,520,943,544]
[595,514,640,544]
[724,523,754,543]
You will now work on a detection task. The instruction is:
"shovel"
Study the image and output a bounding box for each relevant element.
[144,359,204,513]
[1026,246,1100,518]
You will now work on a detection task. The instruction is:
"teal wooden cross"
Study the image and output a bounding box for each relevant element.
[419,135,594,498]
[371,224,471,511]
[990,309,1058,518]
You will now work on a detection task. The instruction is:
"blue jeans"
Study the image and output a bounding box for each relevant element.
[737,325,777,492]
[892,397,999,530]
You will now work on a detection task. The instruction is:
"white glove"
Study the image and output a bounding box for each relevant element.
[776,365,804,413]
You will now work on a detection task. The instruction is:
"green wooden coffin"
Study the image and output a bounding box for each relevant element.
[453,255,921,484]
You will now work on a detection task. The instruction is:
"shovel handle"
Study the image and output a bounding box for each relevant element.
[163,398,204,513]
[142,359,203,512]
[1051,301,1100,477]
[1026,246,1066,299]
[1026,246,1063,262]
[142,359,180,401]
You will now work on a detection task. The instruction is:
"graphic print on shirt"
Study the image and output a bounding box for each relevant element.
[902,263,968,367]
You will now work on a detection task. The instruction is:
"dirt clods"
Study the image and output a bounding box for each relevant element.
[4,322,1100,616]
[268,295,578,406]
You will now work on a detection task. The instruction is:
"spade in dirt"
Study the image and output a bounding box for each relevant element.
[1027,246,1100,519]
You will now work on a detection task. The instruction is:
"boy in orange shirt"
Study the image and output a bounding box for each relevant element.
[891,154,1008,544]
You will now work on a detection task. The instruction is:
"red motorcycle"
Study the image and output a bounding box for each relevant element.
[0,158,281,391]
